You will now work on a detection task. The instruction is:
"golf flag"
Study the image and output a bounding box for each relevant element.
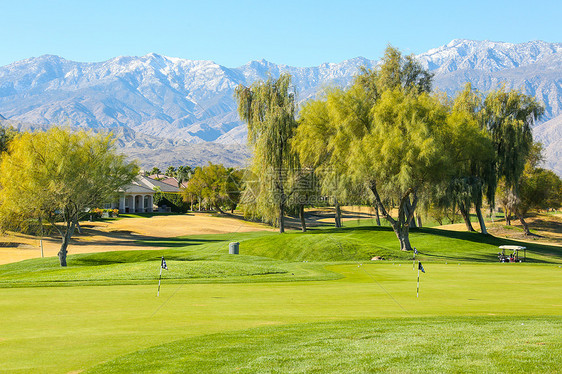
[416,261,425,297]
[157,257,168,297]
[414,248,418,255]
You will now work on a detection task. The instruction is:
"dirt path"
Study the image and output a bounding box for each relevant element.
[0,213,271,265]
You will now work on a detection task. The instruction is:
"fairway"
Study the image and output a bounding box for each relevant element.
[1,261,561,373]
[1,222,561,373]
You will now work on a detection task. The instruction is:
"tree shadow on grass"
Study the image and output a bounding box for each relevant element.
[417,227,562,261]
[304,225,395,235]
[67,225,223,249]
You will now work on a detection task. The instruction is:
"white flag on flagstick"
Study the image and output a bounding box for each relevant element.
[161,257,168,270]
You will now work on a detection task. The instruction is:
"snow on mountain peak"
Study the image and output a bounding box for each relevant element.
[1,39,562,173]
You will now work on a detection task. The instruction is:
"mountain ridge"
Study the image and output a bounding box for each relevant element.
[0,39,561,173]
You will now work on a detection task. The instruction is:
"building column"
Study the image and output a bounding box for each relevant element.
[119,195,125,213]
[148,195,153,213]
[131,195,136,213]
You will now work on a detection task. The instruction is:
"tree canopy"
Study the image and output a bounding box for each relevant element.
[0,128,138,266]
[183,163,242,214]
[235,73,298,233]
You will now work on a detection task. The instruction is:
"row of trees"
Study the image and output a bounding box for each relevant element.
[0,46,560,265]
[148,165,192,187]
[182,163,243,213]
[234,46,559,250]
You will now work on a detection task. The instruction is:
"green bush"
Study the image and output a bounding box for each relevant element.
[153,192,189,213]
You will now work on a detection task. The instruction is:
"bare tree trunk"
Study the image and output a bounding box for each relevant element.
[57,217,76,267]
[405,198,417,228]
[369,180,416,251]
[416,215,422,228]
[397,225,413,251]
[277,168,286,233]
[475,202,488,235]
[334,199,342,228]
[299,204,306,232]
[374,204,381,226]
[515,209,531,235]
[459,203,475,232]
[505,207,511,225]
[58,234,70,267]
[279,201,285,233]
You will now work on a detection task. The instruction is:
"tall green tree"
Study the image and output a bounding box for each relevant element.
[183,163,242,214]
[356,89,455,251]
[165,166,177,177]
[294,90,359,228]
[520,167,562,213]
[484,88,544,234]
[0,128,138,266]
[0,126,16,154]
[150,167,162,177]
[176,165,192,187]
[439,84,496,234]
[235,73,297,233]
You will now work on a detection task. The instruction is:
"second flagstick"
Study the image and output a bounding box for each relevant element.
[417,261,425,298]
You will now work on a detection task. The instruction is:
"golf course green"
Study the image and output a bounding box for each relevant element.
[0,225,561,373]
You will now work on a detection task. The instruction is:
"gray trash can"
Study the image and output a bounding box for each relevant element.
[229,242,239,255]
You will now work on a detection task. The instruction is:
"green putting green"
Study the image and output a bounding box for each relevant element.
[1,225,561,372]
[0,262,561,373]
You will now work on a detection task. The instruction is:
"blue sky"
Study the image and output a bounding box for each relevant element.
[1,0,560,67]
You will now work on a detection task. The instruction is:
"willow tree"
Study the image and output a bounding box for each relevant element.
[235,73,297,233]
[354,46,434,229]
[353,89,455,251]
[294,88,367,228]
[483,88,544,235]
[438,84,496,234]
[0,128,138,266]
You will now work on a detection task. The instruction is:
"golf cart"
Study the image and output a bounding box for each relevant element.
[497,245,526,263]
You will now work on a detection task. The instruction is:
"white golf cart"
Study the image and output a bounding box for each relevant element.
[497,245,527,263]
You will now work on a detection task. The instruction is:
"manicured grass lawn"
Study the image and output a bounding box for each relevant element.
[1,263,561,373]
[2,225,560,288]
[88,317,562,373]
[0,224,561,373]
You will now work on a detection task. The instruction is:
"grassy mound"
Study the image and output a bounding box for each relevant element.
[88,316,562,373]
[1,225,561,287]
[0,247,339,287]
[238,226,562,263]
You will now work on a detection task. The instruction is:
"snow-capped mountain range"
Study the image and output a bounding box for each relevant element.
[0,39,561,172]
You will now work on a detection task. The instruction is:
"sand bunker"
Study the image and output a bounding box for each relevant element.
[0,213,270,265]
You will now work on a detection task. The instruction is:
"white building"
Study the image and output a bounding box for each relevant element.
[107,176,182,213]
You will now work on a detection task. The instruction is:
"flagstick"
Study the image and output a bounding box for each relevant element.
[157,265,163,297]
[416,263,420,298]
